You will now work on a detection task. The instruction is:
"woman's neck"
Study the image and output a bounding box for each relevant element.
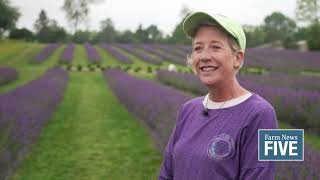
[208,78,249,102]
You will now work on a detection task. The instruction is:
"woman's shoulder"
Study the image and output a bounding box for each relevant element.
[180,96,205,110]
[243,92,278,128]
[248,92,275,113]
[175,96,204,121]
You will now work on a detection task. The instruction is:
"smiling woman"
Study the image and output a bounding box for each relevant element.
[189,25,244,89]
[158,12,278,180]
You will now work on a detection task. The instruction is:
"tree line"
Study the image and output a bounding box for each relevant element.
[1,0,320,50]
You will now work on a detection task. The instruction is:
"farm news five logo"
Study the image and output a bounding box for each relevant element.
[258,129,304,161]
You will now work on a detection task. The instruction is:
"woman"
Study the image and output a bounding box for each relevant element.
[158,12,278,180]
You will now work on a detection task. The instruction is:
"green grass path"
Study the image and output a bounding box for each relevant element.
[72,44,88,66]
[0,44,63,94]
[12,72,162,180]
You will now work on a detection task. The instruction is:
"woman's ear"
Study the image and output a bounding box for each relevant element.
[234,51,244,69]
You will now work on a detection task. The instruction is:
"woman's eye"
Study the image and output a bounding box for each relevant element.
[194,47,201,51]
[211,45,221,49]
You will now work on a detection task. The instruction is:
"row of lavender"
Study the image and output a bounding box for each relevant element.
[84,42,101,63]
[238,71,320,91]
[31,43,60,63]
[158,70,320,92]
[104,69,191,148]
[103,69,320,179]
[60,43,75,64]
[0,67,18,86]
[0,68,69,179]
[100,43,132,64]
[113,44,320,73]
[31,43,103,64]
[245,48,320,72]
[33,43,164,65]
[40,43,141,65]
[31,43,99,64]
[156,70,320,134]
[30,43,320,73]
[134,44,186,65]
[165,44,320,72]
[114,44,162,65]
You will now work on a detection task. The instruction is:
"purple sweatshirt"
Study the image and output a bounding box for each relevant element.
[158,92,278,180]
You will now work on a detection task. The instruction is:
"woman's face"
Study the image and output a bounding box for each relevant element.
[192,26,242,87]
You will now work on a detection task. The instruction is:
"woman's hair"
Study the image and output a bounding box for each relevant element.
[186,24,244,75]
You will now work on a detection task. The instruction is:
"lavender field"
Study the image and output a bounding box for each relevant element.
[0,68,68,179]
[105,69,320,180]
[31,43,60,63]
[156,70,320,135]
[3,0,320,179]
[60,43,75,64]
[0,66,18,86]
[0,41,320,179]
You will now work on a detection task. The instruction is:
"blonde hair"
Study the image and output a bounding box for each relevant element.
[186,24,244,75]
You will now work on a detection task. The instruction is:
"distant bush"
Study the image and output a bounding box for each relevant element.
[0,67,18,86]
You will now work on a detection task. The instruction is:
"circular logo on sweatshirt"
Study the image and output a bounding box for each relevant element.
[207,134,235,161]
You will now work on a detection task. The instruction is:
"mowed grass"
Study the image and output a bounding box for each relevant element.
[95,45,124,67]
[12,72,162,180]
[72,44,89,66]
[0,40,30,64]
[0,43,64,94]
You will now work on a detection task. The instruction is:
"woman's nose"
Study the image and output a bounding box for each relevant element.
[200,48,211,61]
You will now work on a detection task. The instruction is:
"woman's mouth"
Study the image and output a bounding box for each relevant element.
[200,66,219,72]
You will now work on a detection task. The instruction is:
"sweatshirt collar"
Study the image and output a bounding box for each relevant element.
[202,92,253,109]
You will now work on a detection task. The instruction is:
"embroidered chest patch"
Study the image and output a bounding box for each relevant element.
[207,134,235,160]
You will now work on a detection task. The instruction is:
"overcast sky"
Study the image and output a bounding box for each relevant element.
[11,0,297,35]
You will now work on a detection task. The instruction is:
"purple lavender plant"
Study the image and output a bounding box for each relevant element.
[238,71,320,91]
[0,67,69,179]
[32,43,60,63]
[105,69,320,179]
[100,43,132,64]
[174,45,320,72]
[84,42,101,63]
[0,67,18,86]
[156,70,320,134]
[135,44,186,65]
[155,44,188,58]
[246,48,320,72]
[157,70,207,95]
[114,43,162,65]
[60,43,75,64]
[103,69,191,149]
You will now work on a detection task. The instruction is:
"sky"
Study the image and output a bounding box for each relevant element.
[11,0,297,35]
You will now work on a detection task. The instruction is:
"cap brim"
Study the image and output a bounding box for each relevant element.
[183,12,222,38]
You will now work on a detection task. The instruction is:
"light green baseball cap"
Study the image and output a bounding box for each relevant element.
[183,12,246,52]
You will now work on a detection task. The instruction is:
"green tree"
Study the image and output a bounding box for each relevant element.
[166,6,192,44]
[168,15,191,44]
[9,27,34,41]
[115,30,136,43]
[295,0,320,50]
[263,12,297,46]
[62,0,103,32]
[296,22,320,50]
[243,25,266,47]
[72,30,91,43]
[145,25,163,43]
[134,24,149,43]
[98,18,116,42]
[34,9,49,33]
[306,22,320,49]
[34,11,67,43]
[296,0,319,24]
[0,0,20,38]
